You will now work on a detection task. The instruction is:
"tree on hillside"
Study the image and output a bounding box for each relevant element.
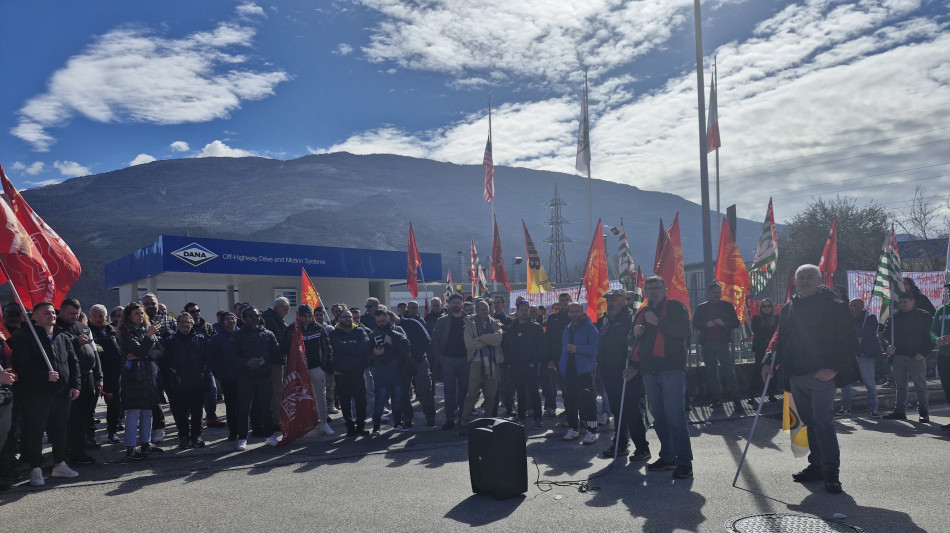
[892,185,948,271]
[778,196,888,284]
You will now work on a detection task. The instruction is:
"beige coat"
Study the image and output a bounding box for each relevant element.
[463,314,504,364]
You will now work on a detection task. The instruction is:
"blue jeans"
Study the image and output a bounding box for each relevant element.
[440,356,469,423]
[642,370,692,466]
[789,373,839,476]
[125,408,153,447]
[840,357,878,413]
[204,373,218,420]
[372,366,403,427]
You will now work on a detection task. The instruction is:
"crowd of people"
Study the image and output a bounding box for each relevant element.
[0,267,947,493]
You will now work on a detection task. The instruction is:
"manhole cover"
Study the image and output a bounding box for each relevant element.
[725,513,867,532]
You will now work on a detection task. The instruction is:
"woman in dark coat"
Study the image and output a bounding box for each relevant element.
[750,299,779,402]
[118,302,164,459]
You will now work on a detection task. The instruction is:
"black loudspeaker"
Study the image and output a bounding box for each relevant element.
[467,417,528,499]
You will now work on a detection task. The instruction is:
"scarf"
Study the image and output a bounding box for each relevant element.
[474,318,497,378]
[632,299,669,362]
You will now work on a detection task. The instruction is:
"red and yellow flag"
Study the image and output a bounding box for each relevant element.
[582,218,609,322]
[715,219,752,323]
[656,213,690,310]
[278,322,318,445]
[407,222,422,298]
[0,195,54,308]
[301,268,322,309]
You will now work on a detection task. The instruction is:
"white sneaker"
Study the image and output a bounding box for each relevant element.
[265,435,280,447]
[51,461,79,478]
[151,429,165,443]
[598,413,609,426]
[29,467,44,486]
[582,430,599,445]
[236,439,247,451]
[320,424,336,436]
[562,428,579,441]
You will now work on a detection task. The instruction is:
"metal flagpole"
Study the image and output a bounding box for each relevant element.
[488,95,497,293]
[732,353,776,486]
[693,0,715,287]
[613,334,637,461]
[585,73,593,243]
[0,259,54,371]
[713,57,721,233]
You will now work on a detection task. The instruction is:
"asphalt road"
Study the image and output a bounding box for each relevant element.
[1,397,946,532]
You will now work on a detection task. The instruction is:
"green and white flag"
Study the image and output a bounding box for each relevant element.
[749,198,779,294]
[872,226,904,324]
[616,218,636,291]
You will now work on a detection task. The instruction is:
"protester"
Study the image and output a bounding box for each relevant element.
[57,298,103,465]
[458,300,504,435]
[903,277,935,316]
[209,312,241,440]
[369,307,412,434]
[315,306,339,415]
[930,298,950,431]
[749,298,779,403]
[362,298,381,330]
[882,292,934,422]
[625,276,694,479]
[293,305,335,438]
[398,302,436,428]
[543,292,573,417]
[183,302,224,429]
[89,304,123,443]
[161,313,210,448]
[558,302,599,444]
[598,289,650,461]
[141,293,174,443]
[117,302,164,461]
[262,297,291,438]
[692,283,741,409]
[430,294,469,430]
[232,306,281,451]
[0,353,13,491]
[501,300,544,429]
[330,309,371,436]
[762,265,856,493]
[838,299,881,417]
[11,302,81,485]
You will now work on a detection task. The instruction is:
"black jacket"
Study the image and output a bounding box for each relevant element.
[883,308,935,358]
[90,323,122,391]
[232,325,281,379]
[424,309,446,334]
[11,324,80,396]
[772,286,858,389]
[262,307,290,362]
[209,328,240,381]
[750,313,778,358]
[692,300,741,345]
[501,319,545,368]
[597,306,634,376]
[329,324,371,376]
[370,323,411,372]
[629,298,692,374]
[295,321,333,371]
[161,329,210,391]
[399,316,431,362]
[58,319,103,382]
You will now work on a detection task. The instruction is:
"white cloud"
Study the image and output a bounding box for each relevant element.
[236,3,266,19]
[53,160,90,177]
[25,179,65,188]
[130,153,156,166]
[11,161,47,175]
[197,140,257,158]
[11,17,289,151]
[336,43,354,55]
[170,141,190,152]
[321,0,949,221]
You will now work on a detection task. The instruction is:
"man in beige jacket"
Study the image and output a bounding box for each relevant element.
[458,300,504,434]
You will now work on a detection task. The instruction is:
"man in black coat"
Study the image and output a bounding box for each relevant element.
[598,289,650,461]
[399,303,435,427]
[541,292,573,416]
[12,302,81,486]
[57,298,102,465]
[763,264,858,494]
[500,300,544,428]
[692,283,741,408]
[882,292,935,422]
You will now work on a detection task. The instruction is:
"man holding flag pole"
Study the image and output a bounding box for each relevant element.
[761,264,856,494]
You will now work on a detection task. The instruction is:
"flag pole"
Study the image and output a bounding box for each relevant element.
[732,353,776,486]
[0,258,54,372]
[693,0,715,287]
[488,95,498,293]
[584,72,593,242]
[713,56,721,233]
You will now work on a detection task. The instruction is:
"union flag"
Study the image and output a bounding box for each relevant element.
[278,322,319,445]
[0,195,54,308]
[582,218,609,322]
[301,268,322,309]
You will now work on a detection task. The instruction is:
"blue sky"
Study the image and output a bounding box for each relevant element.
[2,0,948,225]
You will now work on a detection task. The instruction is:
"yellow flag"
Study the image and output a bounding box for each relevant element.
[782,391,809,458]
[523,220,552,294]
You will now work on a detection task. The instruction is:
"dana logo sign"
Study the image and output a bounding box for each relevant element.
[171,243,219,267]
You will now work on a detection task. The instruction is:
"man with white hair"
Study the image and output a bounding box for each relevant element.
[762,264,857,494]
[262,297,291,435]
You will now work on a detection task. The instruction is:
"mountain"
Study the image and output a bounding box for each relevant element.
[18,152,765,307]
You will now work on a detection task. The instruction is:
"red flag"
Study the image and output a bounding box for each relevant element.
[784,265,796,303]
[489,215,511,291]
[818,217,838,288]
[0,166,80,307]
[407,222,422,298]
[653,218,667,274]
[0,196,55,308]
[582,218,609,322]
[656,213,690,310]
[706,78,721,153]
[715,219,751,322]
[301,268,322,309]
[278,322,319,445]
[483,138,494,203]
